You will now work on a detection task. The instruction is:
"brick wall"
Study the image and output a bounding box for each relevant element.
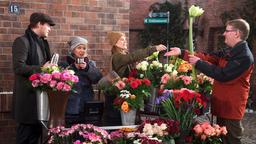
[0,0,254,143]
[129,0,246,51]
[0,0,129,143]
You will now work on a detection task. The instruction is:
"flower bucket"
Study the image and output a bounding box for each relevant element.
[47,90,69,128]
[36,90,49,121]
[145,87,160,114]
[120,109,136,126]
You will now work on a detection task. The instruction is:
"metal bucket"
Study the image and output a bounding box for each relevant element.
[36,90,49,121]
[145,87,160,114]
[120,109,136,126]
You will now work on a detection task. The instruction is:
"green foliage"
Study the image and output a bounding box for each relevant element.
[139,1,186,49]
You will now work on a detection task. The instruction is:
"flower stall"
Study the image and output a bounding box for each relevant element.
[32,5,228,144]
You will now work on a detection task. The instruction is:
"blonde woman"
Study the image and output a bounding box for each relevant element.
[103,31,167,126]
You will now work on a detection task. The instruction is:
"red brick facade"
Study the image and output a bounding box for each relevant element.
[0,1,129,143]
[0,0,253,143]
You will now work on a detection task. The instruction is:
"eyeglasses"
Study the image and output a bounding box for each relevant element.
[224,29,237,33]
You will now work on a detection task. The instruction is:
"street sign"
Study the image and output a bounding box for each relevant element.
[149,12,168,18]
[144,18,169,24]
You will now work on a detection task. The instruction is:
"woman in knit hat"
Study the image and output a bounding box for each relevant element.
[102,31,167,126]
[61,36,102,127]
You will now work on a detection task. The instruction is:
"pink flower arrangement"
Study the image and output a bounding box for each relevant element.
[48,124,108,144]
[29,65,79,92]
[193,122,227,143]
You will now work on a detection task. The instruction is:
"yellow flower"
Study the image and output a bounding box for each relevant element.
[130,94,136,99]
[177,62,192,73]
[121,101,130,112]
[189,5,204,17]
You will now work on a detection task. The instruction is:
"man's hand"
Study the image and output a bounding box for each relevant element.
[164,47,181,56]
[188,55,200,65]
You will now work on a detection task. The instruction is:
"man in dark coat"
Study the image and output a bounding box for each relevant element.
[12,12,55,144]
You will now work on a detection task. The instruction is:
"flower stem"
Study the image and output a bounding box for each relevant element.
[189,17,197,80]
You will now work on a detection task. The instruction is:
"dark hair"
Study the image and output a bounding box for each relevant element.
[29,12,55,28]
[226,19,250,41]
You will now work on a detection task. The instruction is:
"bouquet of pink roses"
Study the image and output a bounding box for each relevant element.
[192,122,227,144]
[29,65,79,92]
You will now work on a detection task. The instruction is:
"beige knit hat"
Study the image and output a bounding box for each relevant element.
[107,31,125,46]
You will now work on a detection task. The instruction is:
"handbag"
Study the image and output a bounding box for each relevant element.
[98,56,120,90]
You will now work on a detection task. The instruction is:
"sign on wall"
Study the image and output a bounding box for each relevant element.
[8,2,20,15]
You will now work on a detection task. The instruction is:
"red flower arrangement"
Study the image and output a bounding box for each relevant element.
[156,88,206,135]
[110,77,151,112]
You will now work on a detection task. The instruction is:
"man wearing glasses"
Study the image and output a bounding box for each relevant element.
[165,19,254,144]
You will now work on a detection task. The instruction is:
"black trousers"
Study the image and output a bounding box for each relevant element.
[16,123,42,144]
[217,117,243,144]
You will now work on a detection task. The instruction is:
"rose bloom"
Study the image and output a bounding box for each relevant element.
[32,80,40,87]
[143,79,151,86]
[115,80,126,90]
[56,82,64,90]
[40,73,52,84]
[29,73,38,81]
[161,73,171,84]
[179,75,192,85]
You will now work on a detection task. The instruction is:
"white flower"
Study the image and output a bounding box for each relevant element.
[133,139,141,144]
[143,124,154,136]
[159,123,167,130]
[136,61,149,71]
[189,5,204,17]
[120,90,131,98]
[139,74,144,78]
[164,64,174,73]
[171,70,178,77]
[68,69,75,75]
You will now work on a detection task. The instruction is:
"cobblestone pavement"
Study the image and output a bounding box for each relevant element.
[241,113,256,144]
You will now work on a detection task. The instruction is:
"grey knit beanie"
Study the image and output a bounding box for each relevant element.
[68,36,88,51]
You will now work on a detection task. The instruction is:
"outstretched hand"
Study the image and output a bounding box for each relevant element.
[164,47,181,56]
[155,44,167,51]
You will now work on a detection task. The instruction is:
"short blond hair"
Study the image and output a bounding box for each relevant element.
[226,19,250,40]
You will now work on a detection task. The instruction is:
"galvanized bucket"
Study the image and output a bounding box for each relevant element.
[120,109,136,126]
[36,90,49,121]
